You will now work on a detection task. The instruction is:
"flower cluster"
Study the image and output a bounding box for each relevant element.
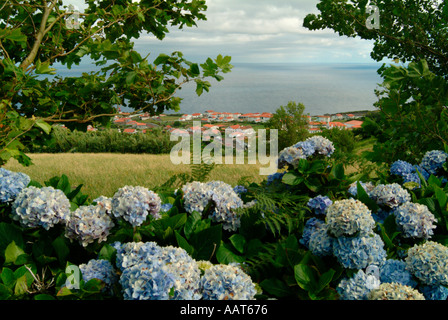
[393,202,437,239]
[301,199,386,268]
[300,217,325,248]
[65,204,115,247]
[11,186,71,230]
[115,241,201,300]
[182,181,244,231]
[277,146,306,169]
[113,241,256,300]
[79,259,118,292]
[111,186,162,227]
[304,135,335,157]
[0,168,30,203]
[336,269,378,300]
[405,241,448,286]
[307,195,332,215]
[369,183,411,209]
[368,282,425,300]
[278,135,335,169]
[308,224,333,257]
[379,259,417,288]
[332,233,387,269]
[420,150,448,176]
[200,264,257,300]
[389,160,430,188]
[326,199,375,237]
[419,285,448,301]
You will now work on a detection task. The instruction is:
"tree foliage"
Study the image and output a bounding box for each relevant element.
[267,101,309,152]
[0,0,232,166]
[303,0,448,77]
[304,0,448,163]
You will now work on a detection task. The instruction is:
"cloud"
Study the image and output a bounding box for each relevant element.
[63,0,375,64]
[134,0,375,63]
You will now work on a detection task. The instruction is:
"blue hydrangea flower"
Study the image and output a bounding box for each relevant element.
[93,196,112,214]
[369,183,411,209]
[111,186,162,227]
[79,259,118,292]
[113,241,163,271]
[65,204,115,247]
[200,264,257,300]
[420,150,448,176]
[393,202,437,239]
[0,168,30,203]
[337,269,377,300]
[307,195,333,215]
[308,223,334,257]
[332,233,387,269]
[114,242,201,300]
[325,199,375,237]
[115,242,201,300]
[380,259,417,288]
[11,186,71,230]
[159,246,202,300]
[119,260,176,300]
[347,181,375,197]
[305,135,335,157]
[182,181,244,232]
[368,283,425,300]
[277,146,306,169]
[293,140,316,157]
[390,160,415,177]
[300,217,325,248]
[405,241,448,286]
[419,285,448,300]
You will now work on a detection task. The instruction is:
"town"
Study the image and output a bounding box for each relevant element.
[102,109,367,137]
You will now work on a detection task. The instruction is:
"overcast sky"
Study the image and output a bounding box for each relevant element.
[66,0,377,64]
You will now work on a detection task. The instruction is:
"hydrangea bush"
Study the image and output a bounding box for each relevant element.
[0,138,447,301]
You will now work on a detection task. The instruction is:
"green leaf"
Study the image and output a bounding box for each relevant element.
[317,269,336,293]
[184,210,202,239]
[34,119,52,135]
[4,241,25,265]
[189,225,222,261]
[175,231,194,255]
[229,234,246,254]
[1,267,15,289]
[216,243,245,264]
[2,28,27,43]
[282,172,304,186]
[126,71,138,85]
[260,278,293,298]
[52,236,70,265]
[294,264,316,292]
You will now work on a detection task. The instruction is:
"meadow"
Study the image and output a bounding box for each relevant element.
[4,153,266,199]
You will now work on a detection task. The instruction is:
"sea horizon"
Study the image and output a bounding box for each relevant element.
[52,60,385,117]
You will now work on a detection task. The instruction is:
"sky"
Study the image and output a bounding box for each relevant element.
[65,0,377,65]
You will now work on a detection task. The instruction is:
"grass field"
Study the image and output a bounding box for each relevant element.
[4,153,267,199]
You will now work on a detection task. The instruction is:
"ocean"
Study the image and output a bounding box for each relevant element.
[174,62,384,116]
[54,61,384,116]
